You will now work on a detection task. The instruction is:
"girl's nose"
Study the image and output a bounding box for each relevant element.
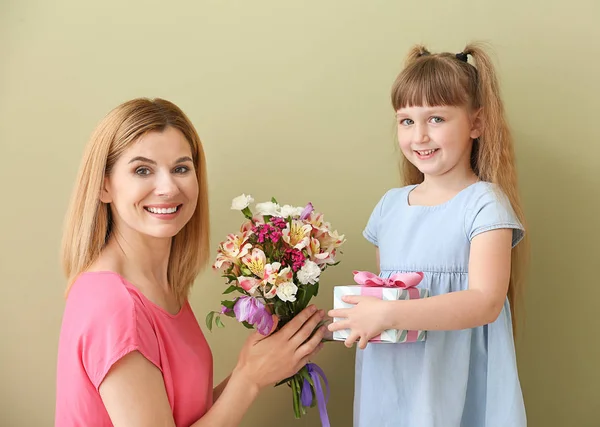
[413,125,430,144]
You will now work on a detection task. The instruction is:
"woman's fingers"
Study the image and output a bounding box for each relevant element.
[290,309,325,347]
[295,330,326,370]
[295,325,326,360]
[278,305,318,340]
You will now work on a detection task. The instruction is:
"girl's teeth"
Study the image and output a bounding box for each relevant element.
[147,206,178,214]
[418,149,436,155]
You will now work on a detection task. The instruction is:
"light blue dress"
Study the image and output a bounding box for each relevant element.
[355,181,526,427]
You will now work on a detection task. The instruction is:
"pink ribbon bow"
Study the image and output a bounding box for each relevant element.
[353,270,424,288]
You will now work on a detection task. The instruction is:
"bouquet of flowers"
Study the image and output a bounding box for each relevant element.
[206,194,345,424]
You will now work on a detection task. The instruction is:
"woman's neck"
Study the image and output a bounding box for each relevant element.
[102,226,172,291]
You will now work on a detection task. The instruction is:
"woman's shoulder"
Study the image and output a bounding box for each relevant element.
[65,271,144,320]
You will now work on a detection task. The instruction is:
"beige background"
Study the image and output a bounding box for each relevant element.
[1,1,599,426]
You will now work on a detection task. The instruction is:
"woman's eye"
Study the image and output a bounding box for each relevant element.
[174,166,190,174]
[399,118,414,126]
[135,167,151,176]
[430,116,444,124]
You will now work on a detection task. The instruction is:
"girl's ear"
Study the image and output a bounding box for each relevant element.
[99,177,112,204]
[470,108,483,140]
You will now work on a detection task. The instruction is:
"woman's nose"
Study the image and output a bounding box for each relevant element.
[155,171,179,198]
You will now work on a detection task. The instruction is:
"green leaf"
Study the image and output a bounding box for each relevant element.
[221,299,236,309]
[274,303,288,318]
[271,196,279,204]
[241,321,254,329]
[241,206,253,219]
[205,311,215,331]
[223,285,238,294]
[215,316,225,328]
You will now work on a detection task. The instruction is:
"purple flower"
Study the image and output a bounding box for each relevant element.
[221,305,232,314]
[233,296,274,335]
[300,203,314,220]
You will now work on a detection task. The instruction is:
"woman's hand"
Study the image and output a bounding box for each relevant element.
[233,305,326,391]
[327,295,388,349]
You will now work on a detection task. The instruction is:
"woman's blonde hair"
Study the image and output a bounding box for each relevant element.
[391,43,529,332]
[61,98,210,303]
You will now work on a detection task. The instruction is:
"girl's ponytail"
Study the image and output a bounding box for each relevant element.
[463,43,529,332]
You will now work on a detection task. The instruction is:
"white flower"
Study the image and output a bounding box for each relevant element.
[255,201,281,217]
[279,205,305,218]
[276,281,298,302]
[231,194,254,211]
[297,260,321,285]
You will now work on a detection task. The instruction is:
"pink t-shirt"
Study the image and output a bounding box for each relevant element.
[55,271,213,427]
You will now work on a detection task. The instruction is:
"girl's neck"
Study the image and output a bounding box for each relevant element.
[410,167,479,207]
[420,169,479,194]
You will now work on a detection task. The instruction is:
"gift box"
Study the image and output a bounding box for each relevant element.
[332,271,429,343]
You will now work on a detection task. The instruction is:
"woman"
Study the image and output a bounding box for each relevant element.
[55,98,326,427]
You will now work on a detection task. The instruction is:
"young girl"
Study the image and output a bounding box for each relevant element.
[55,98,326,427]
[328,44,529,427]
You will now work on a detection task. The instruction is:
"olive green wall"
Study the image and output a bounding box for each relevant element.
[1,0,598,425]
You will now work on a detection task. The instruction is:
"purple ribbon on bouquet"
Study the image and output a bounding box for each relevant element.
[300,363,330,427]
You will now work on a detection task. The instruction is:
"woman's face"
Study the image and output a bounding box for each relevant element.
[101,126,199,240]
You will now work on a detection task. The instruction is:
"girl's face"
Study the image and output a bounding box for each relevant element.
[396,105,481,178]
[100,126,199,241]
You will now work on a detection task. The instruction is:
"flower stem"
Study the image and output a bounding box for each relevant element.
[291,376,300,418]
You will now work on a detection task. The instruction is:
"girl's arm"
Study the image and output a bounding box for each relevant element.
[99,306,325,427]
[328,229,513,348]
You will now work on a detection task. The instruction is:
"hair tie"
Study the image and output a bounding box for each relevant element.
[455,52,469,62]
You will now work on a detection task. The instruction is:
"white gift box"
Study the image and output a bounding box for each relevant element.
[332,285,428,343]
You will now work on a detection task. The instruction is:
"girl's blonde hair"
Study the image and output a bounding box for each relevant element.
[391,43,529,332]
[61,98,210,303]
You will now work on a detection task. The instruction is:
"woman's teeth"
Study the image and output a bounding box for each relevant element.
[146,206,178,214]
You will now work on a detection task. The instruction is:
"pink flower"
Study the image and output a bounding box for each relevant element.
[281,248,307,272]
[237,276,262,294]
[270,217,287,229]
[252,223,283,244]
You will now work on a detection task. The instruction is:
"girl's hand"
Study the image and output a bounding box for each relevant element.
[234,305,326,391]
[327,296,388,349]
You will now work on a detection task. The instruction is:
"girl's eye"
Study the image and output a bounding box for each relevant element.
[135,167,151,176]
[174,166,190,174]
[399,118,414,126]
[430,116,444,124]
